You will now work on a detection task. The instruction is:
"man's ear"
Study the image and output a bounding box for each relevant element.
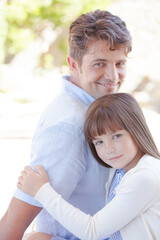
[67,56,79,74]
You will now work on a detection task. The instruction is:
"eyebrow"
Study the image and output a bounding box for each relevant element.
[92,58,108,63]
[92,58,127,63]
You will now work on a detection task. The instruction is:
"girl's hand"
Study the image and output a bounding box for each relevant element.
[17,165,49,197]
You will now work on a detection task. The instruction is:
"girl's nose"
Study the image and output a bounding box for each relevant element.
[105,142,115,154]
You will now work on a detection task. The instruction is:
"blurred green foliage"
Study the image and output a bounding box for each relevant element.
[1,0,111,68]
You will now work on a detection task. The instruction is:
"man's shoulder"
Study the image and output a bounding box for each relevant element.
[38,92,87,131]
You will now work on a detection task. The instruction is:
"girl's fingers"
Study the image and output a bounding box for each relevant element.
[17,181,21,188]
[24,165,34,174]
[17,176,23,189]
[34,165,45,174]
[18,176,23,182]
[21,170,27,177]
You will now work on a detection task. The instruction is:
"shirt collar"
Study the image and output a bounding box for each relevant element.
[116,168,126,175]
[62,75,95,107]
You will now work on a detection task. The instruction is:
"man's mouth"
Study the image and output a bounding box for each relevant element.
[98,82,118,89]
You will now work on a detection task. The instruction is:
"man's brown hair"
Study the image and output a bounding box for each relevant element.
[68,9,132,66]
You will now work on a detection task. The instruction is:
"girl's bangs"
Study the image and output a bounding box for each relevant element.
[86,111,123,141]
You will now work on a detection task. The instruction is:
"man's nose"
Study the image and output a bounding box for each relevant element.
[104,65,118,82]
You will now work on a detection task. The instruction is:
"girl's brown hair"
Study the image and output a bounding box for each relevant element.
[84,93,160,168]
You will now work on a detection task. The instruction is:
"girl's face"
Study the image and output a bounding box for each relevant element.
[92,129,142,172]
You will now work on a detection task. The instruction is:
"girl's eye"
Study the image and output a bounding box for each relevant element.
[113,134,122,139]
[95,140,103,146]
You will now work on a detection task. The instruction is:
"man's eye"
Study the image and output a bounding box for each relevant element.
[116,62,125,67]
[95,62,103,67]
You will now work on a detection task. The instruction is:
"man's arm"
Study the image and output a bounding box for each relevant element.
[0,197,42,240]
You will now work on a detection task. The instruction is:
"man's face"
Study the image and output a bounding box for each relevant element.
[71,40,127,99]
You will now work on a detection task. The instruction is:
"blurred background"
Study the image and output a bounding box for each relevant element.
[0,0,160,236]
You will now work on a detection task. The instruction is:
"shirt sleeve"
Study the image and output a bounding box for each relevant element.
[14,121,87,205]
[35,168,158,240]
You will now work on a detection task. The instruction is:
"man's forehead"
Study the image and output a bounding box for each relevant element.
[86,41,127,56]
[85,50,127,62]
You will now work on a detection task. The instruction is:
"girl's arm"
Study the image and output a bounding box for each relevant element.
[18,165,158,240]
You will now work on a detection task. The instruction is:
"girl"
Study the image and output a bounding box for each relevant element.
[18,93,160,240]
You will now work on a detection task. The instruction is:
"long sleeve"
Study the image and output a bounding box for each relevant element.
[35,168,159,240]
[14,121,87,205]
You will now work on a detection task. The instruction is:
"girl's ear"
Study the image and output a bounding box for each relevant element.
[67,56,79,74]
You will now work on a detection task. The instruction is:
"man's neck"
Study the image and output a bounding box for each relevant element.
[70,76,81,88]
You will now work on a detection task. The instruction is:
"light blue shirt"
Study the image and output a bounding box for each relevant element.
[107,169,125,240]
[14,76,109,239]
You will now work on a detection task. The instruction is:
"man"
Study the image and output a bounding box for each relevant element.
[0,10,132,240]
